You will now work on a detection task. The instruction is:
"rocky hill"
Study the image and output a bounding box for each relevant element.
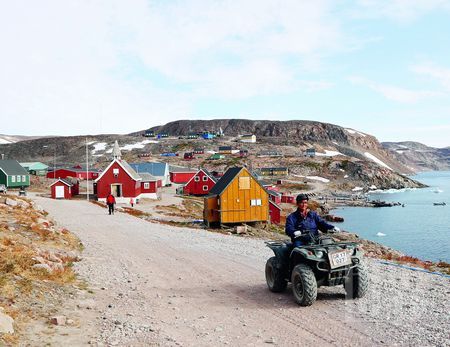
[0,120,434,190]
[382,141,450,171]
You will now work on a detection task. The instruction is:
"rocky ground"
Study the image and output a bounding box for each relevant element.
[5,194,448,346]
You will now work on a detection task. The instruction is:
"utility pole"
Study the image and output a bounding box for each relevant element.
[86,138,89,201]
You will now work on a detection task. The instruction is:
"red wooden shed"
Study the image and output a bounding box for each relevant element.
[50,178,79,199]
[169,166,197,184]
[46,168,100,180]
[281,194,295,204]
[269,200,281,225]
[183,169,217,195]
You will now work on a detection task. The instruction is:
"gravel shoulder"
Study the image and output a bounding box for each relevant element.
[27,195,450,346]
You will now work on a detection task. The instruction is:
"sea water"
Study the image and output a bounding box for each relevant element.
[334,171,450,262]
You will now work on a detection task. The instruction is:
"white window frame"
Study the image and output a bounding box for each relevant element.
[11,175,15,183]
[17,175,21,183]
[144,182,150,189]
[113,168,119,177]
[202,175,208,181]
[250,199,262,206]
[203,185,208,191]
[22,175,26,182]
[194,176,200,182]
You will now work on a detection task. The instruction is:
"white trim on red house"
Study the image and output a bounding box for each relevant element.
[49,179,72,187]
[184,169,215,187]
[94,159,142,183]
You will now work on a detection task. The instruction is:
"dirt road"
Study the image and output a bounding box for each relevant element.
[27,195,449,346]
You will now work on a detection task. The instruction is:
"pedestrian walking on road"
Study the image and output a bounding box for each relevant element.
[130,197,134,207]
[106,193,116,215]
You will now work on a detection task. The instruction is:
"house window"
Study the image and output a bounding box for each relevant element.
[239,177,250,189]
[11,176,15,183]
[113,168,119,177]
[195,176,200,182]
[22,175,26,182]
[202,176,208,181]
[17,175,21,183]
[203,185,208,191]
[250,199,262,206]
[144,182,150,189]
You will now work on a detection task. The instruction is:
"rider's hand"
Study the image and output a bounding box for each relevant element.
[293,231,302,238]
[331,227,341,233]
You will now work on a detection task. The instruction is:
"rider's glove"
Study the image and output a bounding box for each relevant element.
[293,231,302,238]
[331,227,341,233]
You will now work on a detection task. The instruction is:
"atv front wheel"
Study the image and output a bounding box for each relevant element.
[291,264,317,306]
[345,264,369,299]
[265,257,288,292]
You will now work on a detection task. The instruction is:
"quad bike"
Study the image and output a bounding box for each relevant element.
[265,231,368,306]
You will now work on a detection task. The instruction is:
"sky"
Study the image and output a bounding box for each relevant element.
[1,0,450,147]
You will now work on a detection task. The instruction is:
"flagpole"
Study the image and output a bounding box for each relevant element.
[86,138,89,201]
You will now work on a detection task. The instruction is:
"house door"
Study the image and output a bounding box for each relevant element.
[111,184,122,197]
[55,186,65,199]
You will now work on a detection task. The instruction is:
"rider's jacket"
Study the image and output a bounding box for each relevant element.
[285,209,334,242]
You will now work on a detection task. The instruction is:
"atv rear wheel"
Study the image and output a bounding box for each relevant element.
[345,264,369,299]
[265,257,288,292]
[291,264,317,306]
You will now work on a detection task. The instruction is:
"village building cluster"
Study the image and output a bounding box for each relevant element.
[1,131,319,227]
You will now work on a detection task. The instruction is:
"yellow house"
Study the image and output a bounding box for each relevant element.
[204,167,269,226]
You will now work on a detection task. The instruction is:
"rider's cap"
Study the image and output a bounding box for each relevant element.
[296,194,309,203]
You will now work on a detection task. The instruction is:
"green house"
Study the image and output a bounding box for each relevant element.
[207,153,225,160]
[0,160,31,188]
[20,162,49,176]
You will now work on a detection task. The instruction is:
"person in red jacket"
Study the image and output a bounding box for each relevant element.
[106,193,116,215]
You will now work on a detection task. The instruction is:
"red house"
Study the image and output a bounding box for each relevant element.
[268,189,282,204]
[50,178,79,199]
[169,166,197,184]
[269,200,281,224]
[95,141,159,202]
[46,168,100,180]
[281,194,295,204]
[139,173,159,199]
[183,169,217,195]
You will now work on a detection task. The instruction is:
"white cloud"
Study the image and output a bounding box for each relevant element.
[412,63,450,91]
[353,0,450,23]
[0,0,343,135]
[349,76,443,103]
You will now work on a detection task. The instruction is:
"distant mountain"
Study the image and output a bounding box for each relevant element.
[382,141,450,171]
[0,134,45,144]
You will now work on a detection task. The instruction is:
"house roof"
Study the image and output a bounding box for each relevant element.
[260,167,288,171]
[267,189,281,197]
[95,159,141,182]
[50,178,74,187]
[219,146,232,150]
[20,162,49,170]
[269,200,281,209]
[139,173,158,182]
[185,168,218,187]
[0,160,29,175]
[48,167,101,173]
[209,167,243,195]
[169,165,196,173]
[130,162,168,177]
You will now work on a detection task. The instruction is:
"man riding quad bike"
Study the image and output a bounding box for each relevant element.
[265,194,368,306]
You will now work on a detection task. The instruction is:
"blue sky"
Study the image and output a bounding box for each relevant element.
[1,0,450,147]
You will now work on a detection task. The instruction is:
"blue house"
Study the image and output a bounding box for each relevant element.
[202,132,215,140]
[129,162,170,186]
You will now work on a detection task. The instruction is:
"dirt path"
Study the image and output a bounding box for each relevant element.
[26,195,448,346]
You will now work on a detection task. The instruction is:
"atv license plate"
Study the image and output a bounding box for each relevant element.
[328,250,352,269]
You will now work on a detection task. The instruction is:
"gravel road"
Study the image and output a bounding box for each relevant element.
[29,195,449,346]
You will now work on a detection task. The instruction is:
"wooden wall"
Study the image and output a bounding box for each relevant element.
[220,168,268,223]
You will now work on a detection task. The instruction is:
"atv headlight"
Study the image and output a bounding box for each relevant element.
[315,251,324,258]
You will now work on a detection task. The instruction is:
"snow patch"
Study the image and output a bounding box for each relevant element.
[0,138,12,144]
[344,175,349,178]
[352,186,363,191]
[397,144,408,149]
[376,232,386,237]
[120,140,157,151]
[294,174,330,183]
[395,150,406,154]
[92,142,107,153]
[315,150,346,157]
[369,185,377,190]
[344,128,366,137]
[364,152,392,170]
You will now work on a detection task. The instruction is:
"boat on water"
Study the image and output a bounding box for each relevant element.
[433,202,446,206]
